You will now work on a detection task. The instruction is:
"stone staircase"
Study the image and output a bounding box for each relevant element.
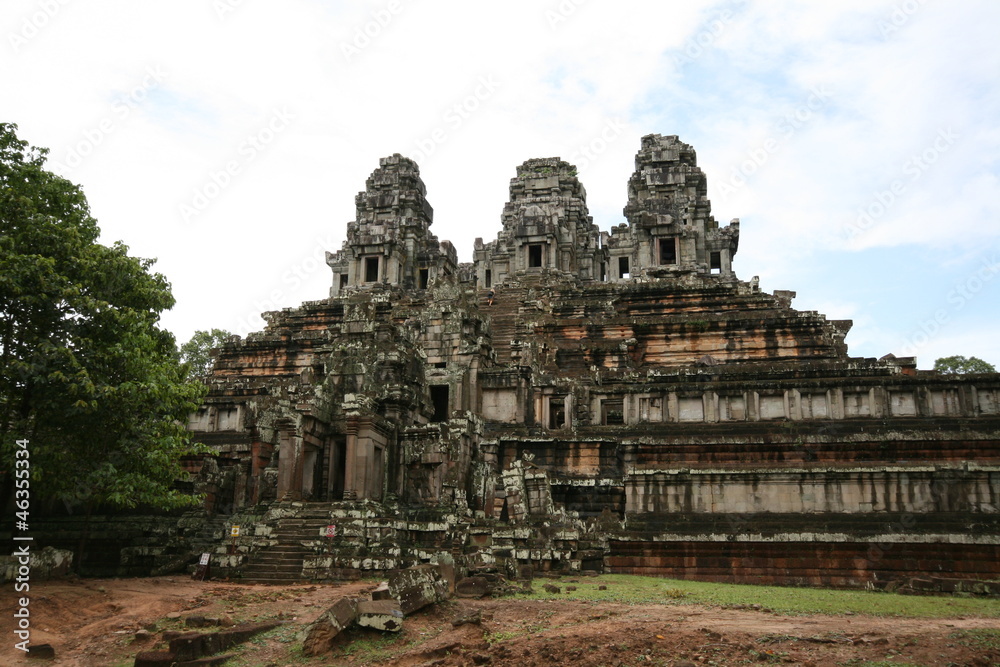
[482,286,526,364]
[239,507,334,584]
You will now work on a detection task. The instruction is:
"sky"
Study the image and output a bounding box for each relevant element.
[4,0,998,369]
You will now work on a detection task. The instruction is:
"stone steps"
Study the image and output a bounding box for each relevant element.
[239,505,346,583]
[483,288,527,363]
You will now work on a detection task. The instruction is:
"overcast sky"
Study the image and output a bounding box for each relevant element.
[5,0,998,368]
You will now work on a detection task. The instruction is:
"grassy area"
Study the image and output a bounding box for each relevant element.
[948,627,1000,650]
[514,574,1000,618]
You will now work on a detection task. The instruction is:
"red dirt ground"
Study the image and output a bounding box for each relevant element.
[2,576,998,666]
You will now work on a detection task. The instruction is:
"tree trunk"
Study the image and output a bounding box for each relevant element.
[74,501,93,575]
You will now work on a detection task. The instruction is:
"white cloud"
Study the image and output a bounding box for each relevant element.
[2,0,997,364]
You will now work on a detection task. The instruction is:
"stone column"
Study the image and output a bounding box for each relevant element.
[343,419,359,500]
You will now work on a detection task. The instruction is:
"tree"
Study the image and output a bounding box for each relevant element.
[0,122,206,513]
[179,328,233,379]
[933,355,996,374]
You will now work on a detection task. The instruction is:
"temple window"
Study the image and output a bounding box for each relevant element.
[710,251,722,274]
[430,385,450,422]
[659,238,677,265]
[601,397,625,425]
[364,256,380,283]
[549,396,566,429]
[528,244,543,268]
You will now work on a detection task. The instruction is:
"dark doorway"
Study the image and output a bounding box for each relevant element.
[528,244,543,268]
[365,256,380,282]
[549,397,566,429]
[430,385,450,422]
[419,268,429,289]
[659,238,677,265]
[328,438,346,500]
[618,256,630,279]
[710,251,722,274]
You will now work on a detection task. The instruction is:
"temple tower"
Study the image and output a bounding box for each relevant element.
[606,134,740,281]
[326,154,456,295]
[473,157,606,286]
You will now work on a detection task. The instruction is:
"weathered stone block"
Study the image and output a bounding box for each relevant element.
[455,576,490,598]
[388,563,450,615]
[371,581,392,600]
[26,643,56,660]
[301,597,358,656]
[134,652,177,667]
[1,547,73,583]
[169,633,205,661]
[175,654,236,666]
[356,599,404,632]
[169,622,281,661]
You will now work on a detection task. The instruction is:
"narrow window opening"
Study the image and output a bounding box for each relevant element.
[659,238,677,265]
[430,385,450,422]
[710,251,722,274]
[419,268,429,289]
[364,256,380,283]
[528,244,543,268]
[618,256,630,279]
[549,397,566,429]
[602,398,625,425]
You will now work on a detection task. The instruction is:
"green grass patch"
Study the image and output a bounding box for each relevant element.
[338,631,403,663]
[515,574,1000,618]
[948,627,1000,650]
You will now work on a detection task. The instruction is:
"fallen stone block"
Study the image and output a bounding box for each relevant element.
[437,558,456,593]
[301,597,359,656]
[356,600,404,632]
[542,583,561,594]
[134,652,177,667]
[388,563,450,615]
[27,643,56,660]
[217,621,281,651]
[185,615,215,628]
[1,547,74,584]
[169,633,205,662]
[452,608,482,627]
[456,576,490,598]
[169,622,281,661]
[175,655,236,667]
[371,581,392,600]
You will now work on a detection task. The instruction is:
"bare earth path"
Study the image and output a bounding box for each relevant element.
[2,576,998,666]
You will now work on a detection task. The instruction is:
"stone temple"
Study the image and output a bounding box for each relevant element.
[42,135,1000,587]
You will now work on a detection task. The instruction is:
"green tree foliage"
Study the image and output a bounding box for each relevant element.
[0,122,206,510]
[179,328,233,379]
[933,355,997,374]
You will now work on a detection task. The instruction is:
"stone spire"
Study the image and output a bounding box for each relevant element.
[473,157,605,286]
[606,134,739,280]
[326,154,456,295]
